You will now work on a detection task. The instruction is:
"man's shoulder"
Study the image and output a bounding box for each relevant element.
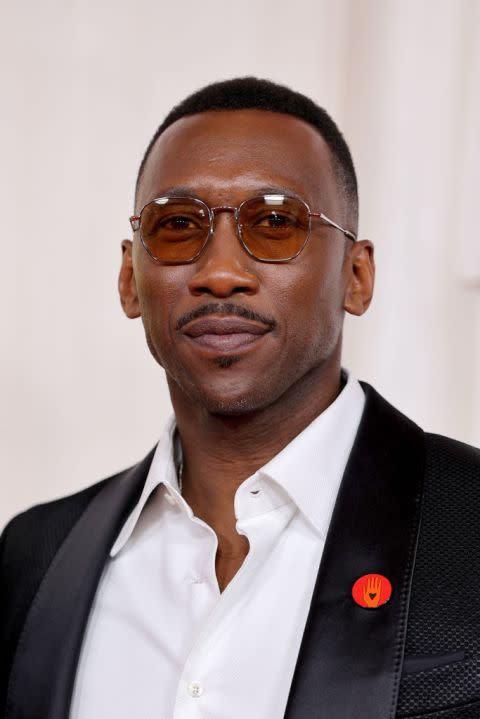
[419,432,480,516]
[4,476,106,533]
[0,461,142,574]
[423,431,480,494]
[3,471,113,547]
[362,381,480,470]
[425,430,480,466]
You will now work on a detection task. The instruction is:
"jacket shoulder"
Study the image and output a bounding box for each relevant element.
[424,431,480,471]
[1,470,124,567]
[0,468,133,612]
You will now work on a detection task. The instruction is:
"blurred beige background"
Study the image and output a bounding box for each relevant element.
[1,0,479,529]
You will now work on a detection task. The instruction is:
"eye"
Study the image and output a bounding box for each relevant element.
[254,212,296,229]
[160,215,201,231]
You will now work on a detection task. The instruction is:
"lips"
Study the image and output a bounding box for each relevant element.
[181,316,272,353]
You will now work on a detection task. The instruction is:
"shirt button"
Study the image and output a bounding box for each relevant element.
[187,681,204,698]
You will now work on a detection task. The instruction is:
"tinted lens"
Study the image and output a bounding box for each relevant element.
[239,195,310,260]
[140,197,210,262]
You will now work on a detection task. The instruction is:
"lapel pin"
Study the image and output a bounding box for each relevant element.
[352,573,392,608]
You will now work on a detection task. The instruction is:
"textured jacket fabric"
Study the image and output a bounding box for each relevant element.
[397,434,480,717]
[1,384,480,718]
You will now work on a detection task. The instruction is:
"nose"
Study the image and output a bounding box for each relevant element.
[187,211,260,298]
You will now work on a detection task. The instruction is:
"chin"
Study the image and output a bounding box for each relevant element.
[203,399,266,418]
[197,372,301,417]
[176,369,277,417]
[202,394,261,417]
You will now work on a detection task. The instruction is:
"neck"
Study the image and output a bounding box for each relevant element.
[169,357,343,523]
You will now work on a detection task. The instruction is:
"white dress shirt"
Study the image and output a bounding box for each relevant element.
[70,372,365,719]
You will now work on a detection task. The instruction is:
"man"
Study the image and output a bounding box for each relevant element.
[1,77,480,719]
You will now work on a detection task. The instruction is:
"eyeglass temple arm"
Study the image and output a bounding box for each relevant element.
[310,212,356,242]
[130,216,140,231]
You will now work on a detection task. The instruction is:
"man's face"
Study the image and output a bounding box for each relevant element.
[120,109,373,416]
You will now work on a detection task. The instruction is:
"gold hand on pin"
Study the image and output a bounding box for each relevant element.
[363,575,382,607]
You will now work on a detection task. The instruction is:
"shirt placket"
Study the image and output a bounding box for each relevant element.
[172,492,296,718]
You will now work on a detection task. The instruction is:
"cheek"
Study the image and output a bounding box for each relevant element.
[134,243,179,315]
[132,253,187,359]
[277,249,345,330]
[271,248,346,367]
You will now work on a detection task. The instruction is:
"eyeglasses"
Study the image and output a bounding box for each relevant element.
[129,194,356,264]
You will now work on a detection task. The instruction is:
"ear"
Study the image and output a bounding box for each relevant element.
[343,240,375,316]
[118,240,141,318]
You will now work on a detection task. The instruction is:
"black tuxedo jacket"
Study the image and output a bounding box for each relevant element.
[2,383,480,719]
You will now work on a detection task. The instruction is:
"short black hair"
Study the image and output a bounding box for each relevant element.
[135,77,358,225]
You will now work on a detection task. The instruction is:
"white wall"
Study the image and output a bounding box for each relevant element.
[1,0,479,528]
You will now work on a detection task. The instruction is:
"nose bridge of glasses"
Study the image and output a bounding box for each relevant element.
[210,205,237,220]
[196,204,251,265]
[209,205,240,239]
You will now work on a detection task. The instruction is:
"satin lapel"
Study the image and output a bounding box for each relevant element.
[284,384,425,719]
[6,449,155,719]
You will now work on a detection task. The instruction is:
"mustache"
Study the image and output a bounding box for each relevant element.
[176,302,276,331]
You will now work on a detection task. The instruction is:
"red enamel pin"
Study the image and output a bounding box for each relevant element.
[352,573,392,608]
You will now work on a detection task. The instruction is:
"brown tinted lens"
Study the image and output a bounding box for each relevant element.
[140,197,209,262]
[239,195,309,260]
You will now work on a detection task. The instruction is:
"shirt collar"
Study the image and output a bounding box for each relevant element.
[110,370,365,555]
[110,417,179,556]
[256,371,365,538]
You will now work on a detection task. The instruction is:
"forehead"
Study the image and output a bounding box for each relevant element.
[137,109,338,211]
